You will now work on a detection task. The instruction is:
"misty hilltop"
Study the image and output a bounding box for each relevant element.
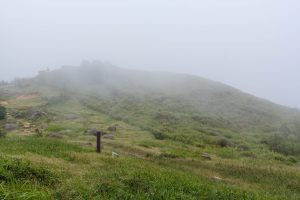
[9,61,300,135]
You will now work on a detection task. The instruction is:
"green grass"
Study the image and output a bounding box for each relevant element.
[67,157,264,200]
[1,71,300,199]
[0,135,299,199]
[0,155,57,200]
[0,137,91,161]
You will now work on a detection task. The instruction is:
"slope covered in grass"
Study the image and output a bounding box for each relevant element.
[33,62,300,133]
[0,62,300,199]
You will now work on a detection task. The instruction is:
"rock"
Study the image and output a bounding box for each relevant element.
[103,134,114,140]
[10,109,26,119]
[112,152,119,158]
[23,123,31,128]
[201,153,212,160]
[65,113,79,120]
[5,123,18,131]
[107,125,117,132]
[60,129,71,134]
[86,128,98,136]
[41,124,48,129]
[213,176,223,181]
[27,108,47,120]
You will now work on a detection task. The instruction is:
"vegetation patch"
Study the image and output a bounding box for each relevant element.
[59,157,265,200]
[0,106,6,120]
[0,155,58,186]
[0,137,90,161]
[262,134,300,156]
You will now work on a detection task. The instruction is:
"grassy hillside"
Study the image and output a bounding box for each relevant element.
[0,62,300,199]
[34,62,300,132]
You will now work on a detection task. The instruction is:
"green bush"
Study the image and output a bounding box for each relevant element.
[159,153,180,159]
[217,138,231,148]
[264,134,300,156]
[0,106,6,120]
[152,130,169,140]
[287,157,298,164]
[0,128,5,138]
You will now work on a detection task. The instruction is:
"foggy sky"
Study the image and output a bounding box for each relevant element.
[1,0,300,108]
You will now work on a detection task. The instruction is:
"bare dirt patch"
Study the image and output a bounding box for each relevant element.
[0,101,9,105]
[16,92,40,100]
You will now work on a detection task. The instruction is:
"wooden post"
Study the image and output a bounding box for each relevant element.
[96,131,101,153]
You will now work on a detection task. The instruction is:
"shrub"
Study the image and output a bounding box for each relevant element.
[217,138,231,148]
[240,151,256,158]
[0,106,6,120]
[274,155,285,162]
[154,111,179,125]
[264,134,300,156]
[237,144,250,151]
[0,128,5,137]
[287,157,298,164]
[159,153,180,159]
[152,130,169,140]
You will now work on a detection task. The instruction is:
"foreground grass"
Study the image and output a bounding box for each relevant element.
[1,87,300,200]
[0,136,299,199]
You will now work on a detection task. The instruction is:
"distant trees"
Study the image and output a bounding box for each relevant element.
[13,78,30,88]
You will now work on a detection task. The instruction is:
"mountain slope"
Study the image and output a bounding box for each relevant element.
[32,61,300,134]
[1,62,300,199]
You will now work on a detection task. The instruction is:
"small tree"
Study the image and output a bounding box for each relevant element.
[0,105,6,120]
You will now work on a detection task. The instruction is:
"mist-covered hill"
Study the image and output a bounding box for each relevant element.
[3,61,299,156]
[30,61,300,134]
[1,61,300,199]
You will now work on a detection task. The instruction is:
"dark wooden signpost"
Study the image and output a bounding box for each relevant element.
[96,131,102,153]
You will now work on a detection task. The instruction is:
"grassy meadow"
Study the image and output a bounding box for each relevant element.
[0,66,300,199]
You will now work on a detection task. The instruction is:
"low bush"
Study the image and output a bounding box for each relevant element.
[217,138,231,148]
[152,130,169,140]
[0,106,6,120]
[159,153,180,159]
[0,128,5,138]
[263,134,300,156]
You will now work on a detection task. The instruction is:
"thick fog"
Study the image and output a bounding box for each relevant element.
[1,0,299,108]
